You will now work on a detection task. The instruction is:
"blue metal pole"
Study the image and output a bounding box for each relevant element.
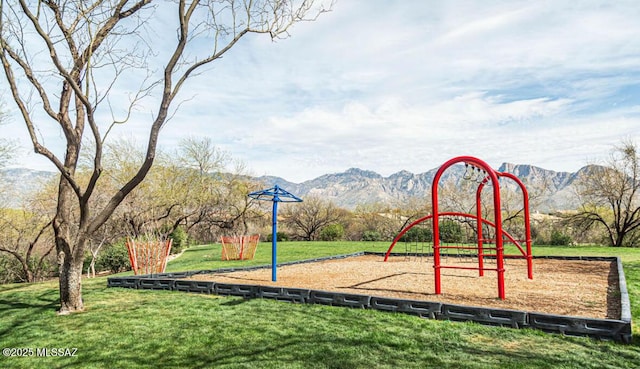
[271,199,278,282]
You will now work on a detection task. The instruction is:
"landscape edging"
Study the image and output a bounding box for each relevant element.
[106,252,633,343]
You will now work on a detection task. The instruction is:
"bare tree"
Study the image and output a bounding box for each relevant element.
[0,140,14,168]
[0,189,56,283]
[0,0,331,313]
[0,101,17,168]
[105,137,261,242]
[86,235,106,279]
[569,140,640,247]
[350,202,416,241]
[282,195,342,241]
[0,136,55,283]
[0,211,54,282]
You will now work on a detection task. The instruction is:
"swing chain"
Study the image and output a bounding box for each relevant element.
[474,167,486,184]
[464,163,495,187]
[463,163,473,180]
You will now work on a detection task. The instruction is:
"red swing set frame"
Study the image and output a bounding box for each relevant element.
[384,156,533,300]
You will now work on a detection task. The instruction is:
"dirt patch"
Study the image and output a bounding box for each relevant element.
[189,255,620,319]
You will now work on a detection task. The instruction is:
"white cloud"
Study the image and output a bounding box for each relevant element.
[3,0,640,183]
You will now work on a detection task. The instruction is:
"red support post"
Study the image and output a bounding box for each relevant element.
[476,181,486,277]
[499,172,533,280]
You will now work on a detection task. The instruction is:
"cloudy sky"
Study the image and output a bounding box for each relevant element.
[3,0,640,183]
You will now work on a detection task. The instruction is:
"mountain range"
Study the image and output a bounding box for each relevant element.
[257,163,591,212]
[1,163,592,212]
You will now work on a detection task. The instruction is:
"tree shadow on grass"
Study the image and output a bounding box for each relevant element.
[0,289,59,338]
[220,297,252,306]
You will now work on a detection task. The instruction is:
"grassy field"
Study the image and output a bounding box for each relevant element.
[164,241,392,272]
[1,241,640,368]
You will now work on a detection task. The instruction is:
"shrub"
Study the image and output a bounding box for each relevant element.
[169,227,188,254]
[399,227,432,242]
[439,220,463,243]
[549,230,572,246]
[28,257,54,282]
[0,255,23,284]
[264,232,289,242]
[319,224,345,241]
[0,254,55,283]
[97,243,131,274]
[362,230,381,241]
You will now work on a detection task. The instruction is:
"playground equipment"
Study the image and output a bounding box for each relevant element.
[126,237,173,275]
[248,185,303,281]
[385,156,533,300]
[220,234,260,260]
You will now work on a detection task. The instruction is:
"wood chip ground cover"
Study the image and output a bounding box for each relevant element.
[189,255,619,319]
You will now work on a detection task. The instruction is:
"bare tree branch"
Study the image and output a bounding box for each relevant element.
[1,0,332,314]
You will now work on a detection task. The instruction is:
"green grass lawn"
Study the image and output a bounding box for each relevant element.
[164,241,392,272]
[1,242,640,368]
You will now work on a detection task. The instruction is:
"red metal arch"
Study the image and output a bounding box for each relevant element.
[476,171,533,279]
[432,156,505,298]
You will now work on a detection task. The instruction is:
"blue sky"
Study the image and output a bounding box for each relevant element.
[3,0,640,183]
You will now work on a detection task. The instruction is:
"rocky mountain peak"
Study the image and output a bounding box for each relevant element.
[258,163,591,211]
[343,168,382,179]
[2,163,593,212]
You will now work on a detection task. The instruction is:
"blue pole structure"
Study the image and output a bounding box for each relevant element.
[247,184,301,283]
[271,195,279,282]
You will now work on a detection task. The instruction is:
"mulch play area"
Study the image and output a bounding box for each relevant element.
[189,254,620,320]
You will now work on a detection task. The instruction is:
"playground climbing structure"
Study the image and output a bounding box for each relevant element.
[385,156,533,299]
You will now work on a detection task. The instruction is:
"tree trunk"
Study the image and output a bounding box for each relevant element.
[54,171,86,314]
[15,254,33,283]
[614,232,624,247]
[57,249,84,314]
[25,269,33,283]
[88,257,96,278]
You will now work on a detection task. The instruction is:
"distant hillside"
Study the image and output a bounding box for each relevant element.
[258,163,592,212]
[1,163,594,211]
[0,168,57,207]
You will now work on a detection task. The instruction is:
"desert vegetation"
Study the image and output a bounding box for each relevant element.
[1,141,640,284]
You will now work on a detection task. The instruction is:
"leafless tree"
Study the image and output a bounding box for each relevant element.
[103,137,262,242]
[0,202,55,283]
[569,140,640,247]
[0,102,17,168]
[0,0,332,313]
[0,146,56,283]
[282,195,342,241]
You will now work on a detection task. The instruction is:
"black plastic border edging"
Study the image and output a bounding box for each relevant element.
[617,256,632,325]
[106,252,633,343]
